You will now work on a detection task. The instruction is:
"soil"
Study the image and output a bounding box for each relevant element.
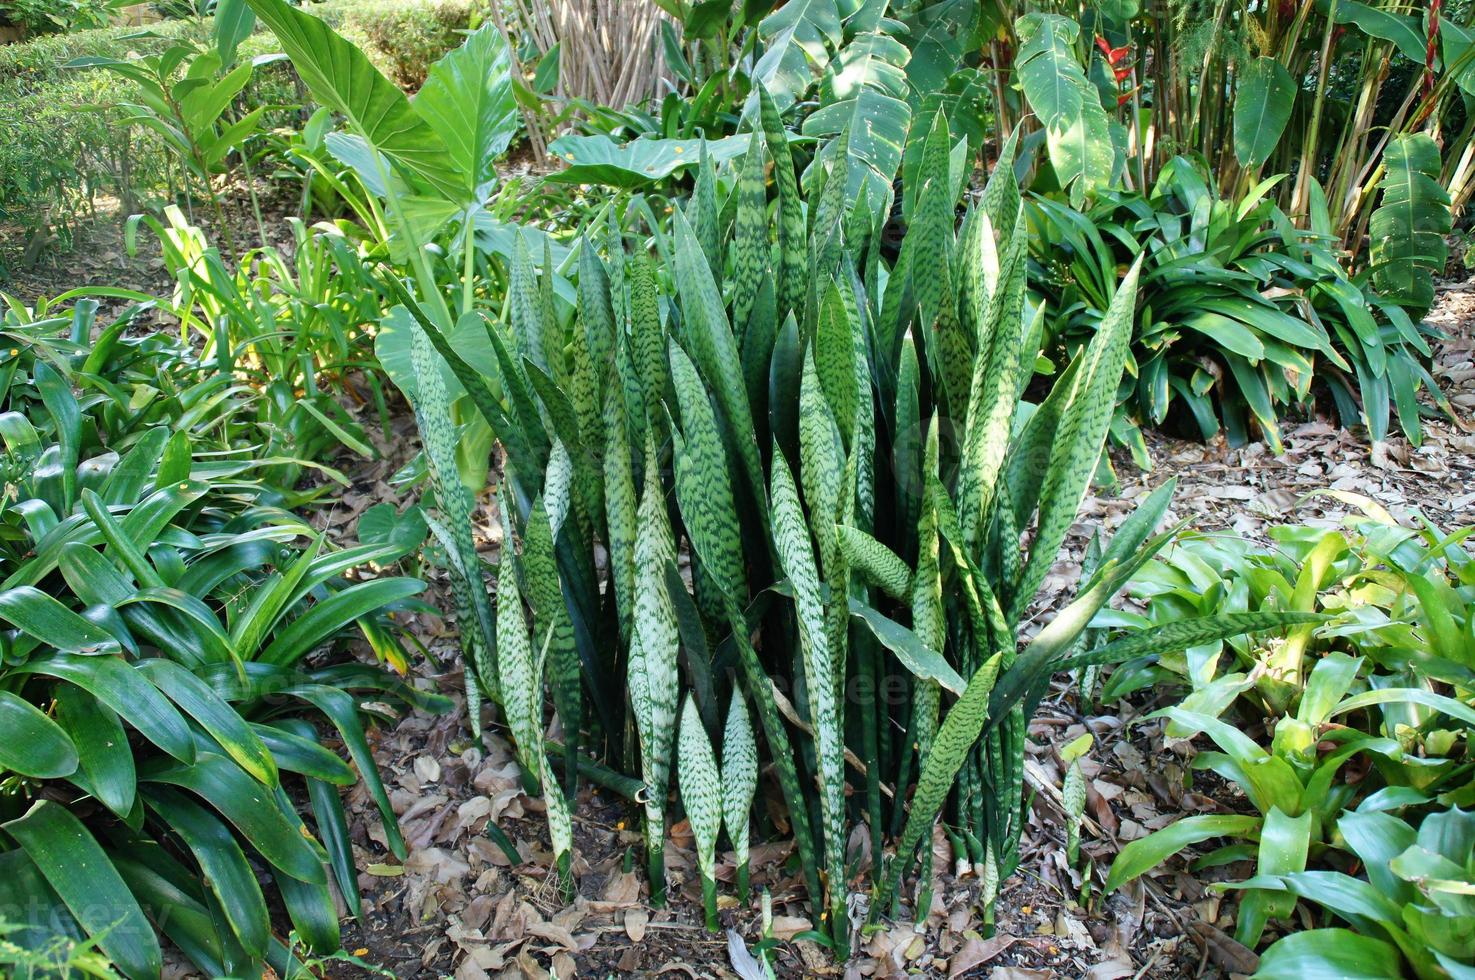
[14,195,1474,979]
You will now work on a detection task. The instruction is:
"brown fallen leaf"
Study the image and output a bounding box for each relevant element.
[624,908,649,943]
[1188,920,1259,975]
[946,933,1028,977]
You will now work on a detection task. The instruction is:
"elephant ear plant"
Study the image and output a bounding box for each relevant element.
[248,0,1318,953]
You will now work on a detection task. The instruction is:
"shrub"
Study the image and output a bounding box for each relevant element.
[0,0,475,258]
[332,0,476,89]
[0,290,445,976]
[1027,157,1449,459]
[1098,503,1475,953]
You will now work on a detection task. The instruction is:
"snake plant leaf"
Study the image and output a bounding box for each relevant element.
[757,87,806,321]
[668,342,746,602]
[409,320,498,708]
[603,390,638,634]
[888,653,1003,908]
[836,525,911,600]
[799,349,845,570]
[522,496,581,795]
[1012,254,1143,621]
[956,207,1029,547]
[1015,13,1115,207]
[628,255,666,425]
[630,431,681,845]
[721,691,758,897]
[729,134,770,334]
[678,693,723,927]
[770,449,846,916]
[670,210,767,518]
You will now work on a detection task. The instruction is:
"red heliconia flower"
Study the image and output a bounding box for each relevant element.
[1427,0,1442,98]
[1095,35,1133,67]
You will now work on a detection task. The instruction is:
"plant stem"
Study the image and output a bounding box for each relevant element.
[646,834,666,908]
[701,874,719,931]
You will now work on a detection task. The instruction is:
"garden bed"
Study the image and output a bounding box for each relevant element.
[301,282,1473,978]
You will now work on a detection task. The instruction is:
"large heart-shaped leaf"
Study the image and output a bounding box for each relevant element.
[244,0,461,197]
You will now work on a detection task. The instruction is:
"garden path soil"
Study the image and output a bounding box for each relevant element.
[324,280,1475,979]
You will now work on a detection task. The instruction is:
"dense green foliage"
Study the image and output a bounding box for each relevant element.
[0,0,1469,975]
[1096,503,1475,972]
[1029,158,1452,454]
[0,0,476,253]
[0,297,444,975]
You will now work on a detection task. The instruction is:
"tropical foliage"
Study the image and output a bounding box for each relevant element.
[1095,499,1475,971]
[1029,157,1452,454]
[0,291,443,977]
[0,0,1469,974]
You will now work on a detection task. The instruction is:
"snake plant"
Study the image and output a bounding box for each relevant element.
[246,0,1320,949]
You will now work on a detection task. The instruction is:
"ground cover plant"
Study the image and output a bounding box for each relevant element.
[1090,499,1475,973]
[0,292,445,975]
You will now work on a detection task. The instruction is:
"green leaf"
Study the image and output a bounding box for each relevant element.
[3,799,162,980]
[1105,814,1263,892]
[1233,57,1295,170]
[257,577,424,668]
[1014,13,1115,207]
[677,694,722,877]
[754,0,842,104]
[1254,928,1405,980]
[143,752,326,884]
[137,659,277,786]
[0,585,121,655]
[545,134,753,189]
[848,600,965,695]
[54,685,134,816]
[414,23,519,200]
[1369,133,1452,316]
[254,723,355,785]
[0,689,78,778]
[243,0,460,197]
[888,654,1002,906]
[16,653,195,764]
[144,786,270,959]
